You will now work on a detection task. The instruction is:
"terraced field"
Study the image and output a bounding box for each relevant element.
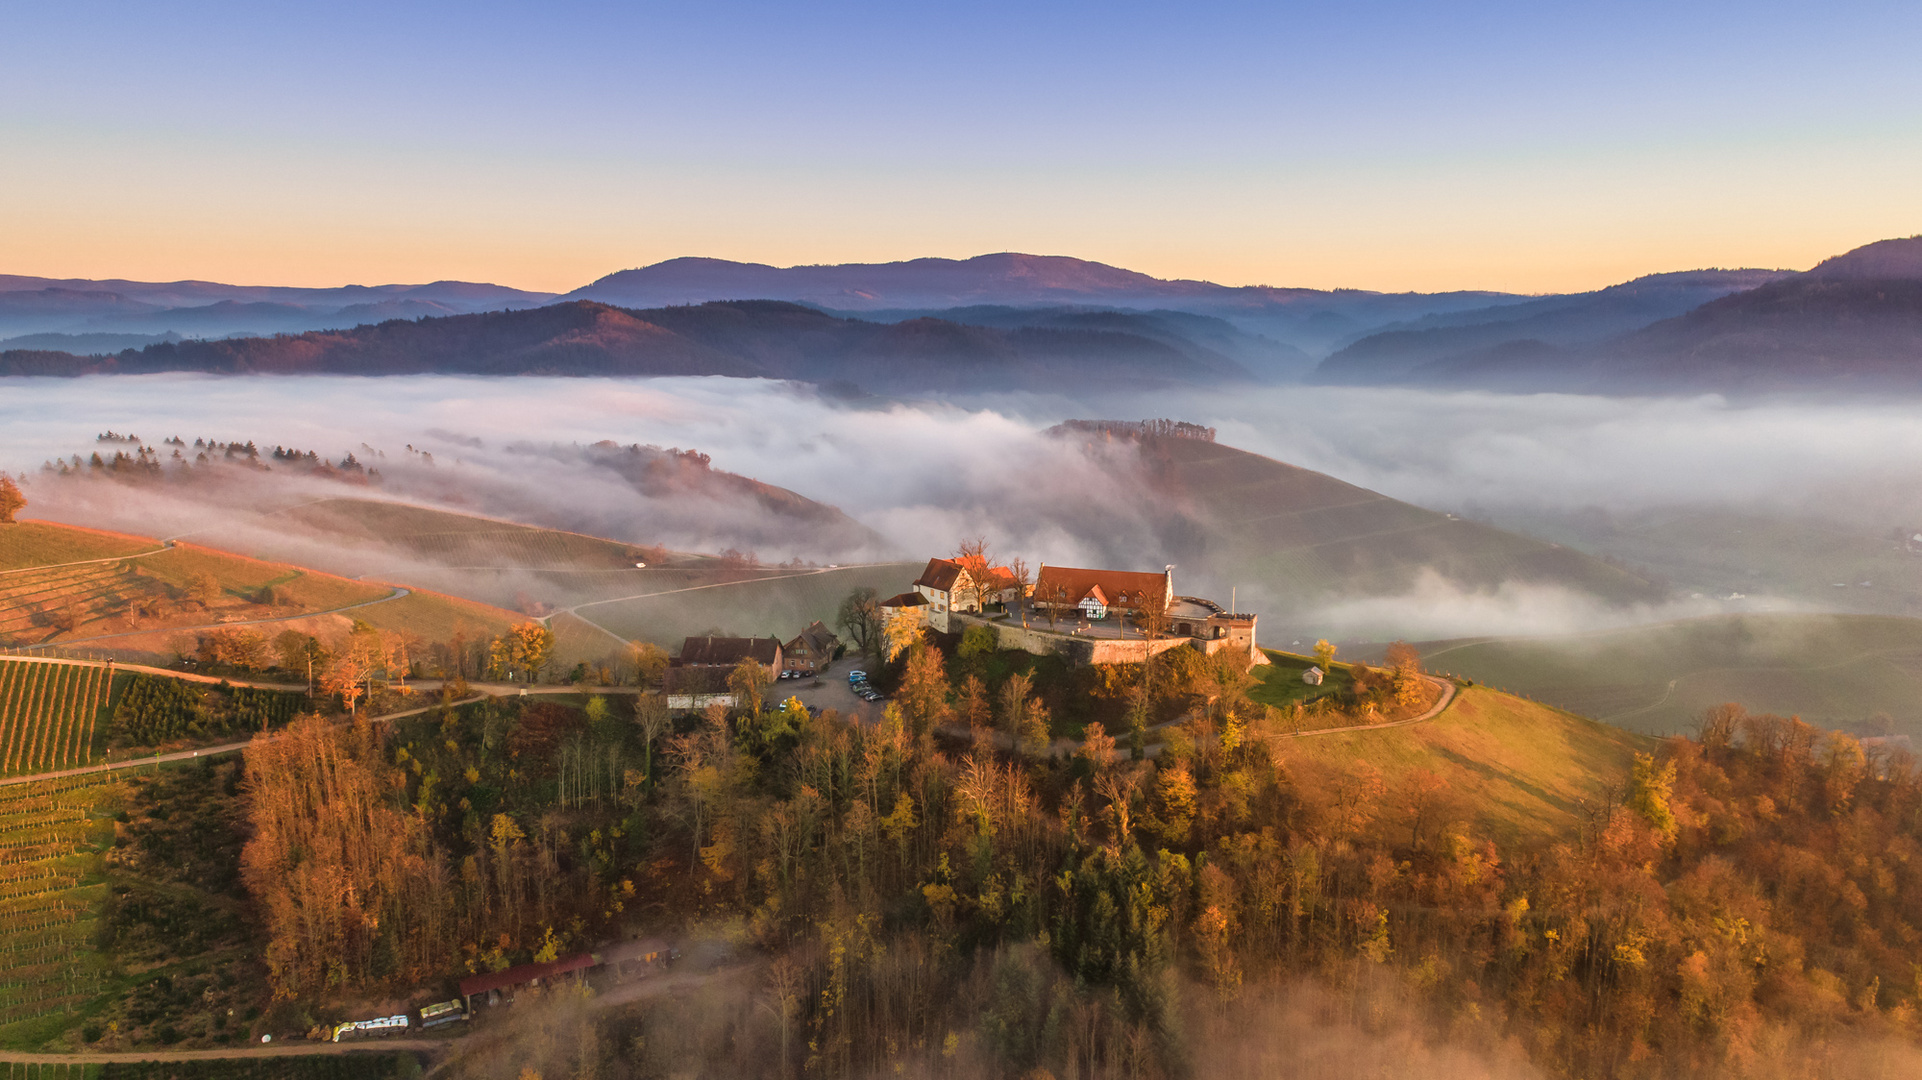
[0,664,117,777]
[0,776,115,1032]
[0,562,183,650]
[0,523,391,651]
[273,498,649,569]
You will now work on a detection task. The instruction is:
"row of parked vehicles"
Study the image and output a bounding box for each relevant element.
[848,670,886,703]
[326,999,468,1042]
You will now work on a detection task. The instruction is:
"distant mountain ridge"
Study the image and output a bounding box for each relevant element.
[1313,269,1790,386]
[563,253,1534,357]
[1312,236,1922,395]
[0,300,1256,391]
[0,275,556,342]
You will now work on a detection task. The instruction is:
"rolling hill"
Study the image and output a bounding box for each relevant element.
[0,520,524,665]
[1313,268,1788,385]
[0,274,555,341]
[0,299,1257,390]
[1055,425,1665,621]
[1278,683,1652,845]
[1313,236,1922,395]
[1408,612,1922,738]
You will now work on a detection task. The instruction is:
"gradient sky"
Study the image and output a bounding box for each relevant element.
[3,0,1919,294]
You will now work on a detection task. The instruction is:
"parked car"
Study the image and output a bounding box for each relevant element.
[848,670,868,683]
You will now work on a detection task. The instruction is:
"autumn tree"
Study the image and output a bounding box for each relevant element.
[728,655,773,717]
[837,587,882,656]
[490,621,554,682]
[0,473,24,524]
[1313,638,1337,670]
[242,713,439,997]
[625,640,668,687]
[895,643,951,738]
[187,571,224,606]
[882,606,923,663]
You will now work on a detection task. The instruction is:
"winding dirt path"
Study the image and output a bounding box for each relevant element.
[0,1039,447,1065]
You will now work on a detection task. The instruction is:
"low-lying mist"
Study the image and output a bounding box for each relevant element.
[5,373,1920,640]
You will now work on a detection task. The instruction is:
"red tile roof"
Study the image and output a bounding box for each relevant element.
[913,558,964,592]
[913,558,1018,595]
[459,952,596,998]
[1032,565,1169,610]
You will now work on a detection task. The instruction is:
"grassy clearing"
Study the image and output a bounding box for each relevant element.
[1414,613,1922,737]
[580,562,920,648]
[1248,649,1350,709]
[1278,685,1652,846]
[0,524,156,573]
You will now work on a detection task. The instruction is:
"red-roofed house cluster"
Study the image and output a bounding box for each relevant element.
[880,556,1257,665]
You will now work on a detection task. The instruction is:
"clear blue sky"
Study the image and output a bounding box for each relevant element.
[3,1,1918,292]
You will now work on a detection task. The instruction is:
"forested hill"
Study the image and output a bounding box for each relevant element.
[0,299,1256,391]
[1312,235,1922,395]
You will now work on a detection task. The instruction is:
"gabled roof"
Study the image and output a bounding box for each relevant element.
[914,558,1019,594]
[913,558,964,592]
[879,591,927,608]
[677,635,781,666]
[1032,565,1169,608]
[786,620,838,655]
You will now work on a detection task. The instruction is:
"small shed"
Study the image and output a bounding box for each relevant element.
[1302,665,1324,686]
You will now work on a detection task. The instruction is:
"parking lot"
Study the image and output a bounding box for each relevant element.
[774,661,887,723]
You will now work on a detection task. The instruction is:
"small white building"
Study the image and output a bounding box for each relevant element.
[1302,665,1324,686]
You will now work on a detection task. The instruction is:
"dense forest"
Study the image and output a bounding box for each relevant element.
[216,631,1922,1079]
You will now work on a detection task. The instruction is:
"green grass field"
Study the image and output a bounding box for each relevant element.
[1413,613,1922,737]
[1249,649,1351,709]
[576,562,920,649]
[0,524,158,573]
[1278,684,1653,845]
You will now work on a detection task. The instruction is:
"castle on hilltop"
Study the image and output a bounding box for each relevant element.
[880,556,1257,667]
